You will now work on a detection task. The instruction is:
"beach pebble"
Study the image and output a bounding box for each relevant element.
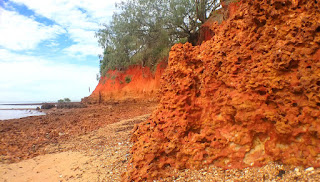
[294,168,301,176]
[305,167,314,172]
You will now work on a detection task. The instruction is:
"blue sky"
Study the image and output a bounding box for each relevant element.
[0,0,123,102]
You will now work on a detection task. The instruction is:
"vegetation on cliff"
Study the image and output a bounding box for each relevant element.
[58,98,71,103]
[96,0,223,76]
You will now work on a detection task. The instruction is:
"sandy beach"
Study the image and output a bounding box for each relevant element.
[1,100,319,181]
[0,100,156,181]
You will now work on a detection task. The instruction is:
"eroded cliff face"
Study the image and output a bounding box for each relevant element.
[125,0,320,181]
[85,61,167,103]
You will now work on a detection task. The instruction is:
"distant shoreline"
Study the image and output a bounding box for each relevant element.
[0,102,82,106]
[0,103,44,106]
[0,108,40,110]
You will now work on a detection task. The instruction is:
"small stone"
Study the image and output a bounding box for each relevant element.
[277,170,285,178]
[294,168,301,176]
[305,167,314,172]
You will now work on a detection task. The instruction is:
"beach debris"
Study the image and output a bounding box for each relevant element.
[305,167,315,172]
[41,103,55,109]
[277,170,286,178]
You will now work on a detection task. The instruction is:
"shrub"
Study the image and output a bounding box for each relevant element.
[64,98,71,102]
[125,75,132,83]
[58,98,71,103]
[96,73,100,81]
[102,79,106,85]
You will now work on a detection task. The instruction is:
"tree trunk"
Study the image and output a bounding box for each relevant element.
[188,32,199,46]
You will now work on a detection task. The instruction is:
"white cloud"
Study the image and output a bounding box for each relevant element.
[67,29,97,44]
[63,28,102,57]
[0,0,124,102]
[46,41,59,47]
[64,44,102,57]
[0,50,98,102]
[11,0,122,26]
[9,0,124,56]
[0,49,32,62]
[0,8,65,51]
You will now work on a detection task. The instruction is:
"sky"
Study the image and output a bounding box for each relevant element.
[0,0,123,102]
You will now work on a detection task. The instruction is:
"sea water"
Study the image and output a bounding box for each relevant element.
[0,103,46,120]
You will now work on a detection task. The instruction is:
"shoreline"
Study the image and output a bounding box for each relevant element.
[0,102,82,106]
[0,103,43,106]
[0,108,40,110]
[0,102,85,121]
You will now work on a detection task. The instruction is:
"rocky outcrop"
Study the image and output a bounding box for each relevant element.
[84,61,167,103]
[125,0,320,181]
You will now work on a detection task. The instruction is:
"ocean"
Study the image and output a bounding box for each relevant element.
[0,102,46,120]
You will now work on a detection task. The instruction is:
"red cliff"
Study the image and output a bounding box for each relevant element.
[125,0,320,181]
[86,61,167,103]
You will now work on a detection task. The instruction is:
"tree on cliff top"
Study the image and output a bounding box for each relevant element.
[96,0,221,76]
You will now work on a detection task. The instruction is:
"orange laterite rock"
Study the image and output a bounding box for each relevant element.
[124,0,320,181]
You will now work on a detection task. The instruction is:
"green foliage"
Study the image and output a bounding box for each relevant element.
[64,98,71,102]
[111,75,117,80]
[175,37,188,44]
[125,75,132,83]
[96,73,100,81]
[96,0,221,74]
[58,98,71,103]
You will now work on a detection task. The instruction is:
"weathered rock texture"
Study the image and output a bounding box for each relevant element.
[84,62,167,103]
[125,0,320,181]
